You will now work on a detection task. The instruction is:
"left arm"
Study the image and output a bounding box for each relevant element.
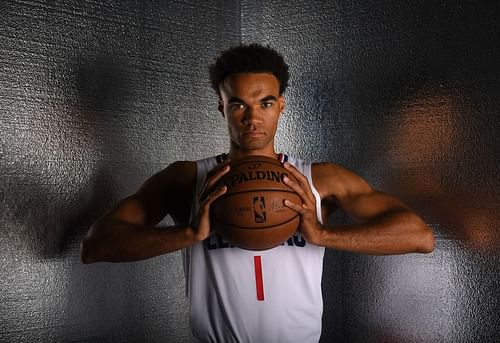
[283,162,434,255]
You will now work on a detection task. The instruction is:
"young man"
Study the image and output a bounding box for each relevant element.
[81,44,434,342]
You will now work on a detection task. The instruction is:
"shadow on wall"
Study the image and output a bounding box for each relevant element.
[4,55,135,259]
[6,166,118,258]
[385,82,499,253]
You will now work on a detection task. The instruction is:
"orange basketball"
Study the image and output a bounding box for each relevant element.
[211,155,302,250]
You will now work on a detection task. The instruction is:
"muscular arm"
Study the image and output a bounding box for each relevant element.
[80,200,199,263]
[317,192,434,255]
[80,161,229,263]
[284,163,434,255]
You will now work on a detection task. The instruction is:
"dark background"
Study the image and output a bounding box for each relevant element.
[1,0,498,342]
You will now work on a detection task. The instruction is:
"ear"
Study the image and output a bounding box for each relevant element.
[218,99,225,118]
[279,95,285,115]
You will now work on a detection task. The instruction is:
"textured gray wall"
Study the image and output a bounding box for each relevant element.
[242,0,499,342]
[1,0,499,342]
[1,0,238,341]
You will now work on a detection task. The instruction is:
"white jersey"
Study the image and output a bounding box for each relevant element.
[184,154,325,343]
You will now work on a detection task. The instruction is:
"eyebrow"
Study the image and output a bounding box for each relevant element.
[228,96,245,104]
[260,95,277,103]
[227,95,277,103]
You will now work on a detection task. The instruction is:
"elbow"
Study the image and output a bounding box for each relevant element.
[417,228,435,253]
[402,212,435,254]
[80,237,98,264]
[80,225,105,264]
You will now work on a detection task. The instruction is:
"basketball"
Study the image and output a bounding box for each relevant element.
[211,155,302,250]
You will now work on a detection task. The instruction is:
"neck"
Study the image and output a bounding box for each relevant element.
[228,144,278,161]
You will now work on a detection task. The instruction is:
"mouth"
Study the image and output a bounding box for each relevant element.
[243,130,265,138]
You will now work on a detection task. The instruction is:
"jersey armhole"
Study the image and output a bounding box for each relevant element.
[305,163,324,224]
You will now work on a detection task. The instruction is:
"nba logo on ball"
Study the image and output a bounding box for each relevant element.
[211,155,302,250]
[253,196,267,223]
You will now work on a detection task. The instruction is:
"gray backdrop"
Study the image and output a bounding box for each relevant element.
[1,0,499,342]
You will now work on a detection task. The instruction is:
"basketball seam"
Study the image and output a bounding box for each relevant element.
[218,188,298,199]
[213,213,300,230]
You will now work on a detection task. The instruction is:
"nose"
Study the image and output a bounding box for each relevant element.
[242,106,263,125]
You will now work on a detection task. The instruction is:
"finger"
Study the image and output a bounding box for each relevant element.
[283,162,309,188]
[201,185,227,208]
[207,164,230,188]
[207,158,232,180]
[200,164,231,199]
[283,199,306,215]
[282,173,316,209]
[283,175,311,203]
[283,162,316,201]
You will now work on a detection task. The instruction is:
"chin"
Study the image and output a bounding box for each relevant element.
[241,146,263,152]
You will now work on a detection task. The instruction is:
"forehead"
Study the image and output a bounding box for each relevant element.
[220,73,280,99]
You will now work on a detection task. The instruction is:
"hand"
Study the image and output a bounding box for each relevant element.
[282,162,323,244]
[192,160,231,242]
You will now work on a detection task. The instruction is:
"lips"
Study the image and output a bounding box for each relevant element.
[243,130,265,138]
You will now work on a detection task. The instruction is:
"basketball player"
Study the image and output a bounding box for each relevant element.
[81,44,435,342]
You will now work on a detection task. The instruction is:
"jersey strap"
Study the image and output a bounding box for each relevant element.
[215,153,288,164]
[278,153,288,163]
[215,153,228,164]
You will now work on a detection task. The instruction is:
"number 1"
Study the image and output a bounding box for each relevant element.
[254,256,265,301]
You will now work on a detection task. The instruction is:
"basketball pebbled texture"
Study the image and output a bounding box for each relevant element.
[211,155,302,250]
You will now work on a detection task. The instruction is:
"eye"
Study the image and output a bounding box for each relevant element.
[262,102,273,109]
[231,103,245,110]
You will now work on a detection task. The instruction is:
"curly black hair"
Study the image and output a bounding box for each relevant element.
[209,43,289,97]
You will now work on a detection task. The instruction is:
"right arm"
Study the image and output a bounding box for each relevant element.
[80,161,229,263]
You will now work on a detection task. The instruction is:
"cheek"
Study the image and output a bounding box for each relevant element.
[226,117,241,136]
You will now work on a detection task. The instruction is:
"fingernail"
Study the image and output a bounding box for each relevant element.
[283,176,289,183]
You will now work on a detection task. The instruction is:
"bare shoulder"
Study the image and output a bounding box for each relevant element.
[137,160,197,195]
[129,160,197,225]
[311,162,373,200]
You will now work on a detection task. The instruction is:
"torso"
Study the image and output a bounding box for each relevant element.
[183,154,326,343]
[168,160,339,226]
